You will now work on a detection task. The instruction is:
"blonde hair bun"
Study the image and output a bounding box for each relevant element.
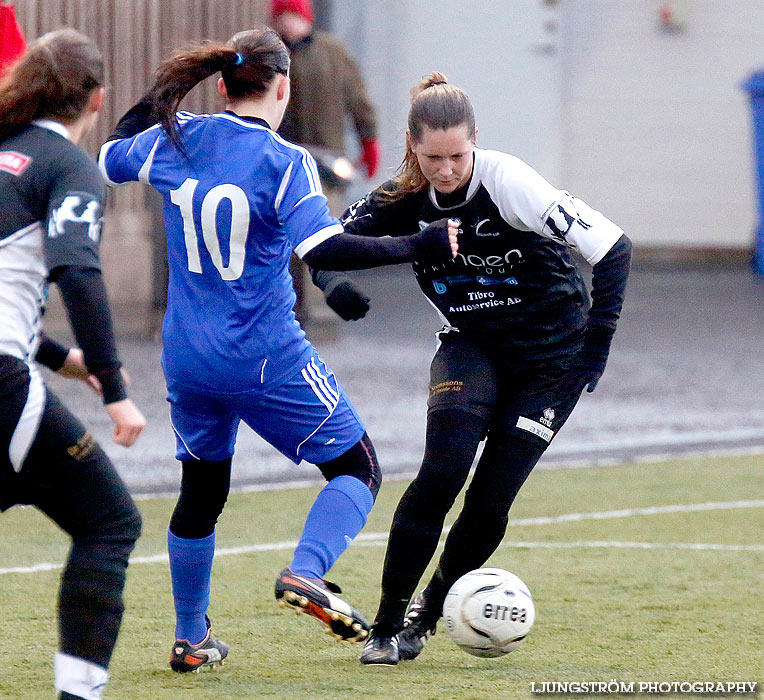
[412,71,448,97]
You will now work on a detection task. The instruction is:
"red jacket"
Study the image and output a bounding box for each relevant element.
[0,3,26,73]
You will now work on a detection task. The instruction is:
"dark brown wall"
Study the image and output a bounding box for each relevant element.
[11,1,269,316]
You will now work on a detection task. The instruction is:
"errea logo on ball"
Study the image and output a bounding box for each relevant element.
[482,602,528,623]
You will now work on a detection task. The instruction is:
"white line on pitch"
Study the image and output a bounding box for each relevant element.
[507,499,764,526]
[133,447,764,500]
[2,499,763,575]
[497,541,764,552]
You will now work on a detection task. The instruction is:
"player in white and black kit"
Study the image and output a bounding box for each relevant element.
[0,29,145,699]
[350,73,632,666]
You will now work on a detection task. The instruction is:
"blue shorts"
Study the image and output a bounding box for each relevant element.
[167,351,365,465]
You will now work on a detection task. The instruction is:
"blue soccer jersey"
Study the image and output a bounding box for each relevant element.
[98,112,343,392]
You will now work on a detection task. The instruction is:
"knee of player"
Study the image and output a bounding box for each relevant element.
[105,497,143,545]
[408,474,463,514]
[318,432,382,500]
[125,503,143,542]
[353,461,382,502]
[361,433,383,500]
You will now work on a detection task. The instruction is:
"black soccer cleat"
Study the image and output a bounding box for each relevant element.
[169,616,229,673]
[275,567,369,642]
[360,631,400,666]
[398,592,437,661]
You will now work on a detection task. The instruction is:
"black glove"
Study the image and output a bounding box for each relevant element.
[561,327,611,395]
[565,234,629,395]
[324,279,371,321]
[408,218,457,265]
[562,354,606,395]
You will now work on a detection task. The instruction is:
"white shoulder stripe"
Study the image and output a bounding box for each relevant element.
[99,124,164,188]
[137,136,161,184]
[211,112,323,201]
[212,112,322,192]
[275,161,294,215]
[300,150,321,193]
[176,110,203,122]
[294,191,326,209]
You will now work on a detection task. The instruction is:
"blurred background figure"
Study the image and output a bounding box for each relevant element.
[0,1,26,73]
[271,0,379,330]
[271,0,379,207]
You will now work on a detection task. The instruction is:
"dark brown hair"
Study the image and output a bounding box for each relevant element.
[385,72,475,199]
[0,28,104,142]
[146,27,290,152]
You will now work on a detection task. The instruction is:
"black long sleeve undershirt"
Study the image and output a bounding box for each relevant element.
[50,266,126,404]
[302,219,452,271]
[302,233,419,270]
[106,96,157,142]
[583,233,632,362]
[35,333,69,371]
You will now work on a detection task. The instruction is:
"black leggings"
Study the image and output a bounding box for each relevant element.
[375,408,544,632]
[1,358,141,669]
[169,432,381,539]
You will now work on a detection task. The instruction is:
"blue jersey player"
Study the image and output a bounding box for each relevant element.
[98,27,458,671]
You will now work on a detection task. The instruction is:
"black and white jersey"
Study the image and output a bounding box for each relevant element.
[0,121,105,362]
[342,148,623,357]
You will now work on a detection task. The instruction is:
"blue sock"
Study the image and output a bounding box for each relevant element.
[168,529,215,644]
[290,475,374,579]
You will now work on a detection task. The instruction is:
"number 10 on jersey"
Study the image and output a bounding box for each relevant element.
[170,177,250,281]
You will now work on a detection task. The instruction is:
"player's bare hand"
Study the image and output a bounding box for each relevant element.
[57,349,132,394]
[56,348,98,391]
[105,398,146,447]
[447,218,460,258]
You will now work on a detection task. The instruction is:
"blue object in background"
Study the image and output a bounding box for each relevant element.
[741,70,764,275]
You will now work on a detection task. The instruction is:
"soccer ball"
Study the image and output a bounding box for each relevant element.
[442,568,535,658]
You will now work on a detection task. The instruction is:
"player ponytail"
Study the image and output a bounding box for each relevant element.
[0,28,103,142]
[385,72,475,200]
[146,27,290,152]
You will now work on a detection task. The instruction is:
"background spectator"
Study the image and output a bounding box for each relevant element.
[0,2,27,73]
[271,0,379,329]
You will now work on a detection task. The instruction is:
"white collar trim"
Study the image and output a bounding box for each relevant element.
[32,119,71,141]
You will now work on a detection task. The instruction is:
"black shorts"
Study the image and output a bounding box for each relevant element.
[426,332,582,448]
[0,355,135,526]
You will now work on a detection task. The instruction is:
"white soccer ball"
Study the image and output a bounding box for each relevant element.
[442,568,535,658]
